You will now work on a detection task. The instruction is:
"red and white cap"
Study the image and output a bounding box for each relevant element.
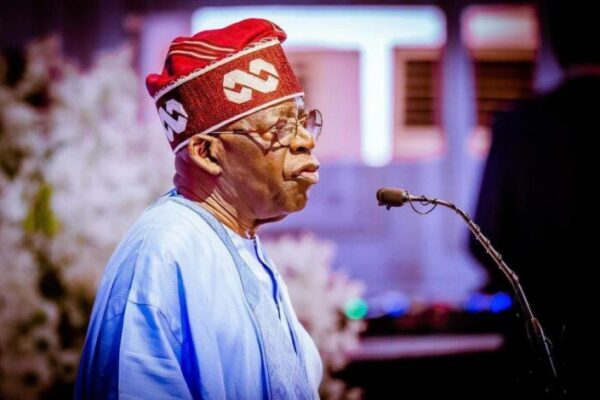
[146,18,304,153]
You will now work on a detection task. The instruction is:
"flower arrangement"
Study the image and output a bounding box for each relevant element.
[0,38,172,398]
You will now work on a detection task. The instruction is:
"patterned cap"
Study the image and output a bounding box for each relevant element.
[146,18,303,153]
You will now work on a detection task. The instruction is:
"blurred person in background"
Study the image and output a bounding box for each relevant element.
[75,18,323,399]
[470,0,598,397]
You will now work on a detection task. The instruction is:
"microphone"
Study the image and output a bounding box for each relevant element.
[376,187,421,207]
[375,186,559,391]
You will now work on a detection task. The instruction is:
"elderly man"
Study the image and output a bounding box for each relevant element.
[75,19,323,399]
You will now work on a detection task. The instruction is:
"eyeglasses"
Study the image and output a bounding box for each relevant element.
[211,109,322,148]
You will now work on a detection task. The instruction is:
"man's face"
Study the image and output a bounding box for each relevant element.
[217,97,320,222]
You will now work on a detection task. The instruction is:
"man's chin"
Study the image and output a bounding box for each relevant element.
[257,193,308,227]
[290,188,311,211]
[278,193,309,215]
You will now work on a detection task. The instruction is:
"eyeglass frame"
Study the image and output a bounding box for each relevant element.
[208,109,322,150]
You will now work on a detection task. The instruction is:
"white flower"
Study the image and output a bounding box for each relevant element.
[1,38,173,397]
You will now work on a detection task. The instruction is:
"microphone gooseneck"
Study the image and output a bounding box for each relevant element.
[377,187,559,396]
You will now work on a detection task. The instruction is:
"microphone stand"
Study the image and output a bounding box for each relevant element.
[378,190,559,396]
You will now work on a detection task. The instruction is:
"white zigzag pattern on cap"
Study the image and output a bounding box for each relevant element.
[153,37,280,102]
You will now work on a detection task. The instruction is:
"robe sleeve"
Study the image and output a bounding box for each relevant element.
[117,300,193,400]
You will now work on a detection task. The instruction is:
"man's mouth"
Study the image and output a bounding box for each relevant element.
[292,163,320,184]
[295,170,319,184]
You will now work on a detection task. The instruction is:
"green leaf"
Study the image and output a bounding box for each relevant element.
[23,182,61,237]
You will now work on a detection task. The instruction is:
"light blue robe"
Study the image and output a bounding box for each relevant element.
[75,190,322,399]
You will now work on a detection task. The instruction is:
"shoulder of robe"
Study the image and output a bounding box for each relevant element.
[119,198,223,300]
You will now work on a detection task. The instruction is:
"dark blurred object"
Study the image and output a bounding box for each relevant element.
[0,48,27,179]
[0,48,26,87]
[470,1,598,397]
[365,305,514,337]
[0,0,127,66]
[546,0,600,68]
[341,349,521,400]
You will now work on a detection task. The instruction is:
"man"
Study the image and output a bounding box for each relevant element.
[470,1,597,397]
[76,19,323,399]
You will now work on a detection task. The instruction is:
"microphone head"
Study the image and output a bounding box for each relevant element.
[377,187,409,207]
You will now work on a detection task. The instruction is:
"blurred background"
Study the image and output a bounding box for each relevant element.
[0,0,584,398]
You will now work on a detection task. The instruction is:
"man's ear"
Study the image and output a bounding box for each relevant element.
[187,134,222,176]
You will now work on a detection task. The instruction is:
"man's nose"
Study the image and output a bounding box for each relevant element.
[289,125,316,153]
